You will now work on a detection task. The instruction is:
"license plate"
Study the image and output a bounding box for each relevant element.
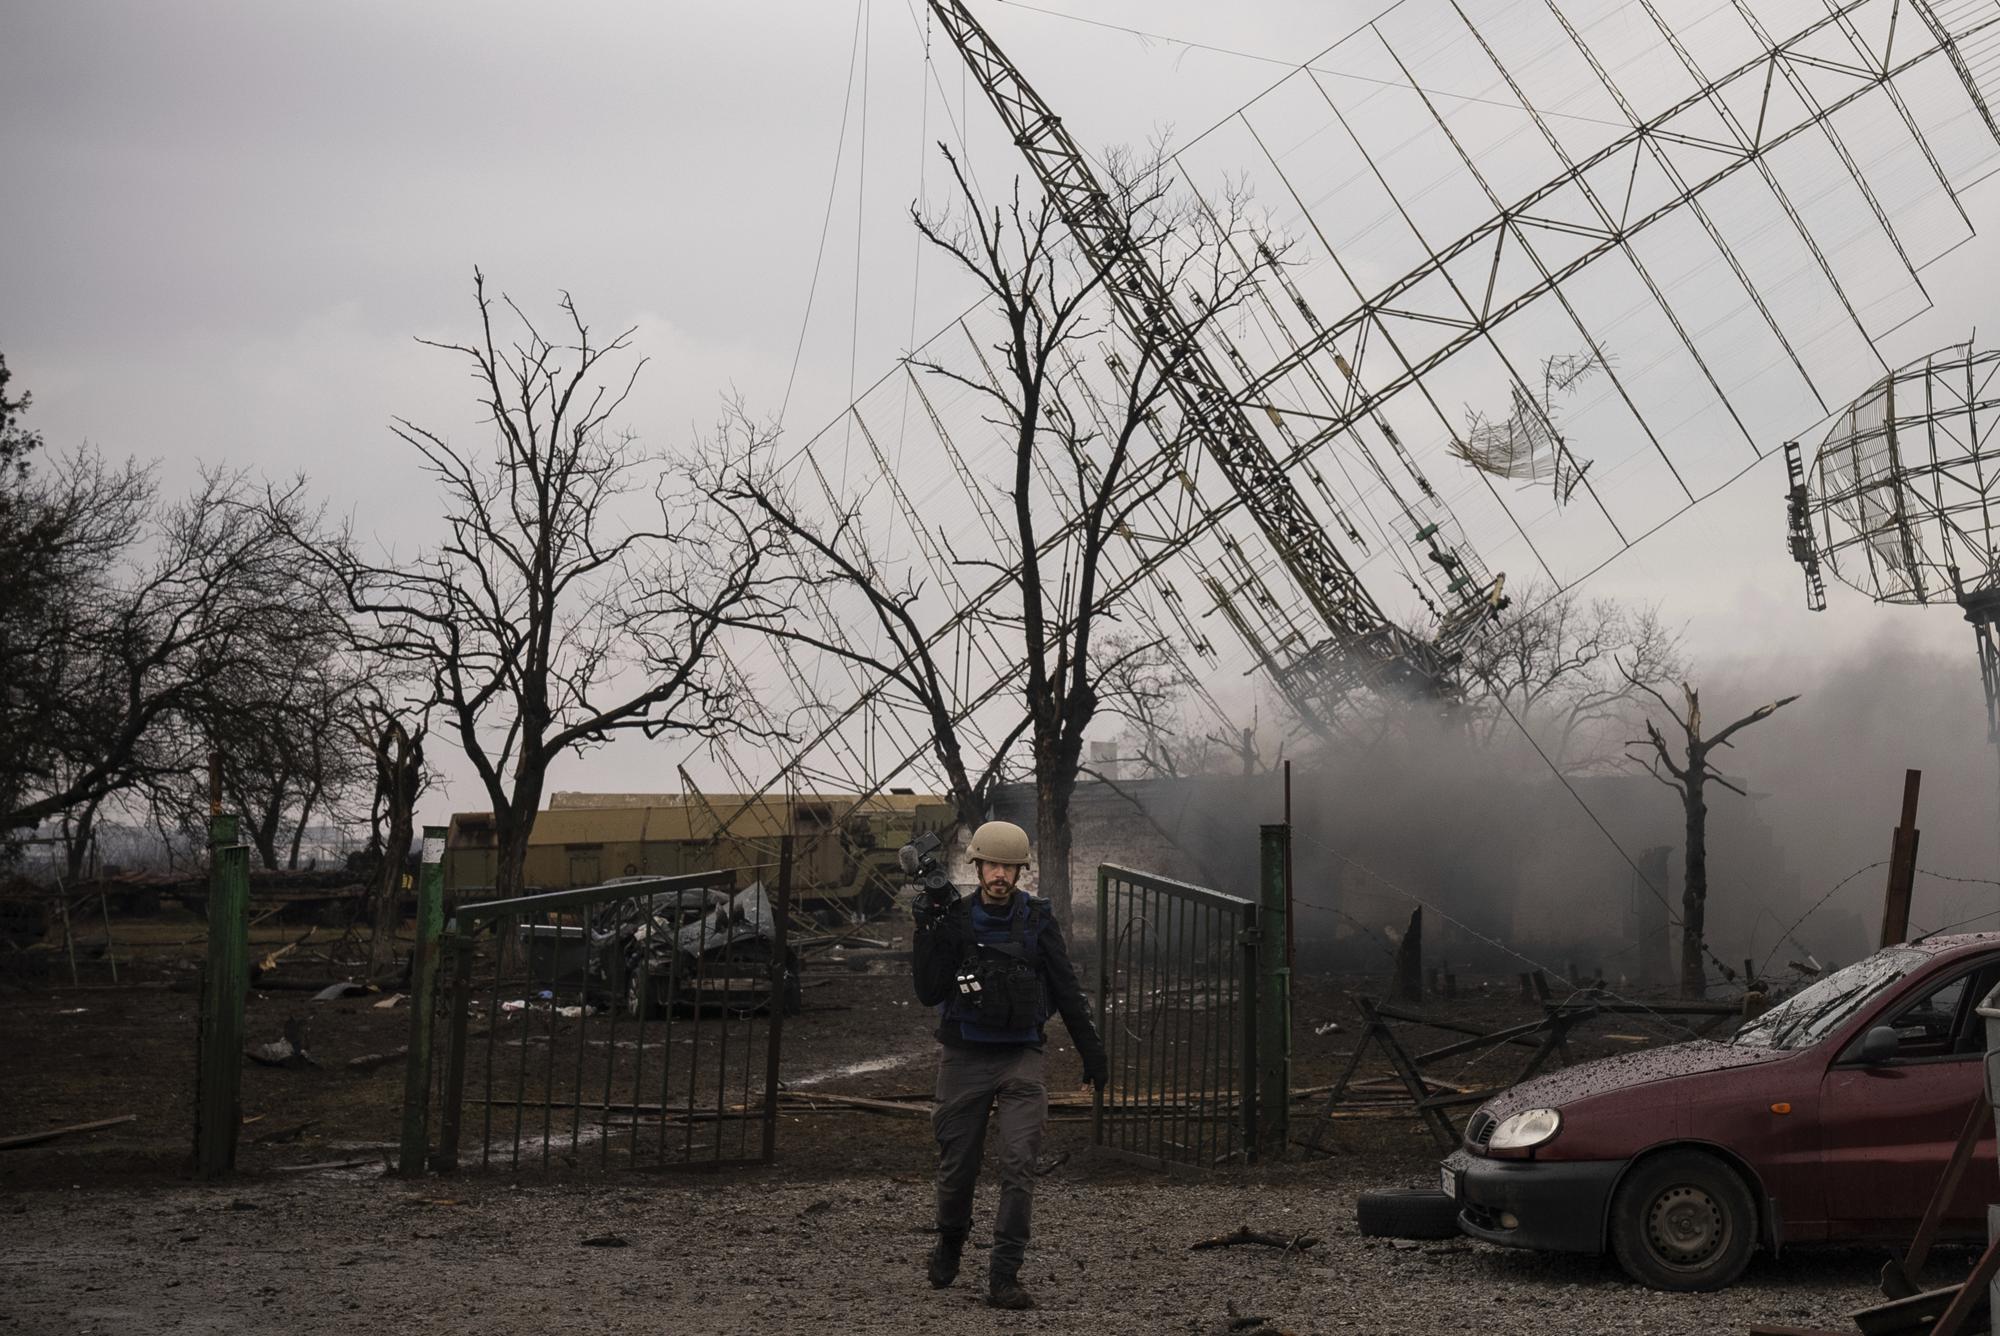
[1440,1166,1459,1201]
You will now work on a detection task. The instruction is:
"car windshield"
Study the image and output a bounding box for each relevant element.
[1732,948,1927,1050]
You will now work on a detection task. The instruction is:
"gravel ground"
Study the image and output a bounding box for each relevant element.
[0,1160,1916,1336]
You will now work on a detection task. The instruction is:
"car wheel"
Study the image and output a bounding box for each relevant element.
[1608,1150,1756,1291]
[1356,1188,1461,1240]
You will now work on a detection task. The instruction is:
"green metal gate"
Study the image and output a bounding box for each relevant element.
[1092,864,1261,1167]
[425,852,794,1173]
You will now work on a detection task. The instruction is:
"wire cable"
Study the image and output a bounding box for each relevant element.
[843,0,874,492]
[987,0,1632,130]
[1485,690,1742,983]
[779,1,871,429]
[1288,826,1727,1047]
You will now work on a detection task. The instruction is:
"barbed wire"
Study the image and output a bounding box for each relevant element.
[1288,828,1717,1053]
[1755,860,1889,980]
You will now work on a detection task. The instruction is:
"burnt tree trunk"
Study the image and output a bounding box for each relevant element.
[1035,769,1078,931]
[1393,908,1423,1002]
[492,798,539,902]
[1680,773,1709,999]
[61,797,100,883]
[247,797,284,871]
[366,722,424,980]
[286,781,322,871]
[1627,681,1792,1001]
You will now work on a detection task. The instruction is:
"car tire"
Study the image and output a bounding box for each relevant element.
[1356,1188,1461,1240]
[1608,1149,1757,1292]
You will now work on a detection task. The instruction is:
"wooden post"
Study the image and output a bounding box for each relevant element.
[193,812,248,1179]
[1393,908,1423,1002]
[397,825,447,1178]
[1878,769,1923,948]
[1257,825,1291,1159]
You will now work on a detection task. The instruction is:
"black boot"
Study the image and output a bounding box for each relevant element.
[926,1233,965,1289]
[987,1270,1036,1310]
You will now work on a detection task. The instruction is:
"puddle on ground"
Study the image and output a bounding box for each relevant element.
[788,1049,929,1088]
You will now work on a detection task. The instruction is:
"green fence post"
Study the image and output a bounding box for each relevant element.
[398,825,447,1177]
[1093,864,1109,1147]
[432,933,475,1172]
[1257,824,1292,1159]
[194,813,249,1179]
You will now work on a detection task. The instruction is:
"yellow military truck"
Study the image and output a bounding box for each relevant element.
[441,790,955,917]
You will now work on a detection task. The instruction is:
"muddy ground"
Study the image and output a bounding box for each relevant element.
[0,906,1926,1333]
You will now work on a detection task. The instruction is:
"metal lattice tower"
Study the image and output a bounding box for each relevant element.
[1790,343,2000,744]
[923,0,2000,733]
[698,0,2000,826]
[928,0,1505,720]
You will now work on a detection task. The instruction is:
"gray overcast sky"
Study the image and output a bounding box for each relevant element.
[6,1,2000,826]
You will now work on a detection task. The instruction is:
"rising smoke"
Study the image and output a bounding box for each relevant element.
[1087,633,1999,991]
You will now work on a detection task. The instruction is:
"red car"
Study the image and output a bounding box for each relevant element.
[1442,933,2000,1290]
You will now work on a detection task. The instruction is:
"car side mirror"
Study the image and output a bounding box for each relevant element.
[1859,1026,1901,1064]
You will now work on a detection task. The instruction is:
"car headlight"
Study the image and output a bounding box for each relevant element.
[1488,1107,1562,1151]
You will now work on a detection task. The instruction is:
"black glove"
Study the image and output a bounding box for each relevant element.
[1081,1048,1108,1090]
[916,898,967,945]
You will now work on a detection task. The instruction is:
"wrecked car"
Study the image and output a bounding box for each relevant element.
[1442,932,2000,1290]
[593,879,802,1018]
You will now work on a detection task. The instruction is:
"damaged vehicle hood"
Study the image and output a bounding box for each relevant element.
[1477,1040,1790,1122]
[674,881,776,955]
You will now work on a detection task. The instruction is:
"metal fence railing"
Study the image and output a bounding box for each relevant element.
[428,843,794,1173]
[1093,863,1259,1168]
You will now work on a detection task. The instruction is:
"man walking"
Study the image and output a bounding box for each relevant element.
[911,820,1106,1310]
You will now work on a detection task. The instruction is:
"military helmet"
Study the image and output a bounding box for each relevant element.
[966,820,1032,868]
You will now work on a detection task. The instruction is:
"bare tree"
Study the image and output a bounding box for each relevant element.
[1093,638,1230,780]
[357,690,427,979]
[311,272,778,900]
[906,144,1281,927]
[1625,674,1799,998]
[1460,583,1683,772]
[3,446,329,840]
[707,408,1025,835]
[201,639,369,871]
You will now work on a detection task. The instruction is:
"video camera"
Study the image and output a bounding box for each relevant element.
[898,830,956,923]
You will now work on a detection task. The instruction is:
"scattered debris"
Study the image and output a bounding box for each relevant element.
[267,1158,375,1174]
[0,1114,137,1151]
[246,1016,316,1068]
[1212,1300,1294,1336]
[248,1119,318,1145]
[1190,1226,1320,1252]
[252,925,317,980]
[345,1048,407,1072]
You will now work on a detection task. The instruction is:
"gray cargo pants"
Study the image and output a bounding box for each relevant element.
[932,1044,1047,1277]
